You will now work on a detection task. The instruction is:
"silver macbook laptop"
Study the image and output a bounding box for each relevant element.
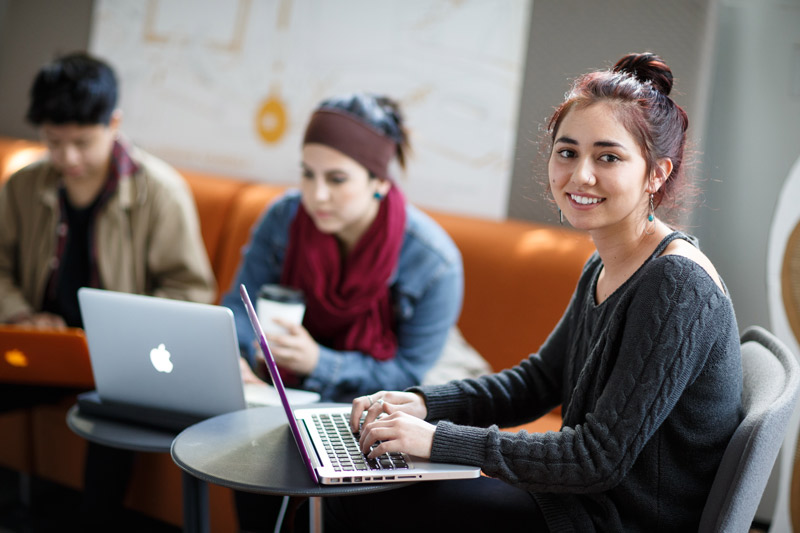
[239,283,481,485]
[77,288,318,430]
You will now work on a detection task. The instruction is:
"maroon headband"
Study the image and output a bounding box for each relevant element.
[303,108,396,181]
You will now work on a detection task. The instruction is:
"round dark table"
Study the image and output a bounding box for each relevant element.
[170,404,413,532]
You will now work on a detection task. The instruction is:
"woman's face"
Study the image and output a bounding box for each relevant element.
[300,143,390,249]
[548,102,653,237]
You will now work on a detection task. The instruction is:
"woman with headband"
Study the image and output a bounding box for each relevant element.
[223,94,464,405]
[328,53,743,532]
[223,93,466,531]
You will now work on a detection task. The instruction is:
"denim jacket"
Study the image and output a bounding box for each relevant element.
[222,190,464,402]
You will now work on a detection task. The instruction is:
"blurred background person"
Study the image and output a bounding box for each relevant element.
[223,92,477,531]
[0,51,216,530]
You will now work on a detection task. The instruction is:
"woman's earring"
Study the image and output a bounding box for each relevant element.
[558,208,563,225]
[645,193,655,235]
[373,191,383,201]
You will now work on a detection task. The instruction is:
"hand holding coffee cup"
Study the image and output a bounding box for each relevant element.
[256,284,321,375]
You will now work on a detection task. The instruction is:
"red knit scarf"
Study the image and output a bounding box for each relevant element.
[280,185,406,362]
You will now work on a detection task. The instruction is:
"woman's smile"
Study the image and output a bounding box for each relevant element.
[567,193,605,208]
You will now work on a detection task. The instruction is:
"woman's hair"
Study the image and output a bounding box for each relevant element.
[546,52,693,211]
[26,52,118,126]
[316,93,411,170]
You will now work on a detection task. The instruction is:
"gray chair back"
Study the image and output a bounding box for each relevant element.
[699,326,800,532]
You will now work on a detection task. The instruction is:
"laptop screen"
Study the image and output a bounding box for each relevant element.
[240,284,319,484]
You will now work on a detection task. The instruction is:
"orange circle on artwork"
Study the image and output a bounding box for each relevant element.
[256,96,288,144]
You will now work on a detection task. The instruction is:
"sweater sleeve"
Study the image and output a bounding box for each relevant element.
[423,257,735,493]
[410,255,595,428]
[412,307,571,429]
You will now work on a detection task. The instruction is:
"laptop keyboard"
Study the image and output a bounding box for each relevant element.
[312,412,409,472]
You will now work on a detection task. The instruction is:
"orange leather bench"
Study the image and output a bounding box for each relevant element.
[0,136,595,529]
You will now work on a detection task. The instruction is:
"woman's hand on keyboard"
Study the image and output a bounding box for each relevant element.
[349,391,427,433]
[358,410,435,460]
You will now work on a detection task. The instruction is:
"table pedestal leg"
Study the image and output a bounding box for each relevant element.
[19,472,31,507]
[309,496,323,532]
[182,471,209,533]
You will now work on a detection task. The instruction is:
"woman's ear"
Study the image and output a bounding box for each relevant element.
[375,178,392,197]
[648,158,673,193]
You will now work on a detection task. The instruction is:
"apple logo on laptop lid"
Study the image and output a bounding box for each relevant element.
[149,343,174,373]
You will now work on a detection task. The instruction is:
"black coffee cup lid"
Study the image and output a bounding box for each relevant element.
[258,284,304,304]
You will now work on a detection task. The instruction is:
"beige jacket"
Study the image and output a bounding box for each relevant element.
[0,146,216,322]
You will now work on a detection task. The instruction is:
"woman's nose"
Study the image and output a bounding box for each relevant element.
[572,158,596,187]
[313,180,330,201]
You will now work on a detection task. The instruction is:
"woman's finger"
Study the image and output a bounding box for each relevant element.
[361,396,387,429]
[350,394,375,430]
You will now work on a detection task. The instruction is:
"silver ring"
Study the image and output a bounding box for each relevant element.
[367,395,374,407]
[376,398,384,408]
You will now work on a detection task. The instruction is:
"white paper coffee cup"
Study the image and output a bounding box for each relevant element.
[256,284,305,335]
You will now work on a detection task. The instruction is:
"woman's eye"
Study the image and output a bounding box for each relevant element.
[300,163,314,179]
[556,149,575,159]
[327,174,347,185]
[599,154,620,163]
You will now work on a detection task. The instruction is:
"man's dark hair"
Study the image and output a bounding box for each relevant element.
[26,52,118,126]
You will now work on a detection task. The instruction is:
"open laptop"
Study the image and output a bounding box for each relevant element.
[0,325,94,388]
[76,288,319,431]
[239,283,481,485]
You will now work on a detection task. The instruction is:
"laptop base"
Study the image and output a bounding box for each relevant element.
[76,390,205,432]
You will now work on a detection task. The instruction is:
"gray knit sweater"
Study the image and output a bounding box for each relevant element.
[411,232,742,532]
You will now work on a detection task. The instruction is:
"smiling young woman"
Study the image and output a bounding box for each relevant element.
[324,54,742,533]
[546,54,721,302]
[549,102,655,235]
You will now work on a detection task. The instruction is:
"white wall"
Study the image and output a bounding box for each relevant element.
[88,0,531,220]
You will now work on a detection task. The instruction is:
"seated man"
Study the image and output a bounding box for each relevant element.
[0,52,215,327]
[0,51,216,529]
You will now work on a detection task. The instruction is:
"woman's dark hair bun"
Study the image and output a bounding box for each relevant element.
[612,52,674,96]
